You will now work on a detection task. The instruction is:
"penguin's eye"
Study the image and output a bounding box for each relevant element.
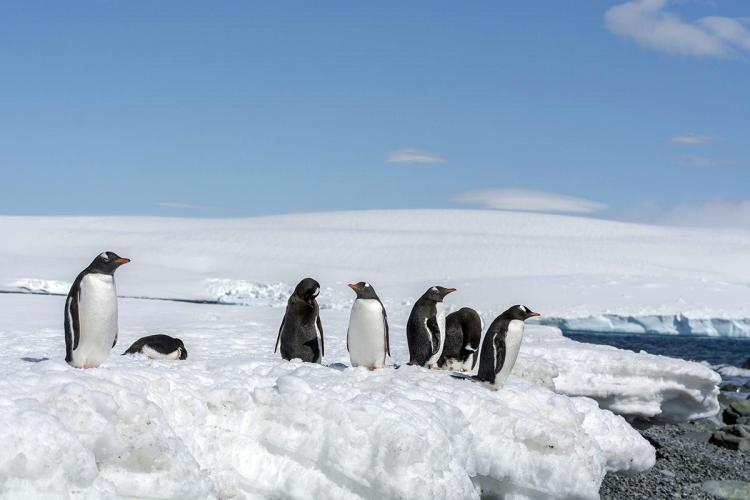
[99,252,109,261]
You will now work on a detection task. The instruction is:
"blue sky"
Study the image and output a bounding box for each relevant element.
[1,1,749,223]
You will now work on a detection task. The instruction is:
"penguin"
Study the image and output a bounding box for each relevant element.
[346,281,389,369]
[64,251,130,369]
[123,334,187,360]
[474,305,540,388]
[275,278,324,363]
[406,286,456,368]
[438,307,482,371]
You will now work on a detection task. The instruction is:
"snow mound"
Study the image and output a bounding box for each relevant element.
[7,278,70,295]
[205,278,291,306]
[0,360,653,500]
[520,326,721,422]
[0,295,655,500]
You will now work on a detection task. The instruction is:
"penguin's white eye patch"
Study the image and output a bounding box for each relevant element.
[519,305,526,312]
[364,283,370,287]
[430,287,437,292]
[312,288,320,297]
[99,252,109,261]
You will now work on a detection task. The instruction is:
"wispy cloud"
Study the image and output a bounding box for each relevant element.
[157,201,221,210]
[624,199,750,228]
[387,149,445,164]
[451,188,607,214]
[605,0,750,58]
[670,133,717,145]
[677,156,739,168]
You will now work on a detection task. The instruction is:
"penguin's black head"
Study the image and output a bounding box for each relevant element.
[501,305,541,321]
[347,281,380,300]
[424,286,456,302]
[175,338,188,360]
[88,251,130,274]
[294,278,321,305]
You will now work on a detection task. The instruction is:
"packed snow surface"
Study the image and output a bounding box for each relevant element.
[1,210,750,336]
[0,294,659,499]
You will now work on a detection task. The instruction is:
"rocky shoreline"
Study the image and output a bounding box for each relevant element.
[601,389,750,499]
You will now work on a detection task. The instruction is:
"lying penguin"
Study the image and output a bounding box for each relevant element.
[471,305,540,389]
[438,307,482,371]
[123,334,188,360]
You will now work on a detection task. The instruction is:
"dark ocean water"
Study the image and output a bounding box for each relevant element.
[564,332,750,370]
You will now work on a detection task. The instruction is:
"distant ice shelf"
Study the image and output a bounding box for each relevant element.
[538,314,750,338]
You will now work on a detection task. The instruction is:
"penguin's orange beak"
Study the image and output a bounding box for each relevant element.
[115,258,130,264]
[529,311,541,317]
[445,288,456,294]
[347,283,358,290]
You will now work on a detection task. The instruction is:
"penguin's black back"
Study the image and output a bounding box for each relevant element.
[406,297,438,366]
[123,334,188,359]
[278,296,323,362]
[440,308,482,367]
[475,318,510,383]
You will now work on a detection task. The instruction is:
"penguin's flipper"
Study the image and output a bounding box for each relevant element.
[112,326,118,348]
[379,299,390,357]
[274,316,285,353]
[64,276,83,362]
[426,316,441,356]
[316,315,325,356]
[494,335,507,375]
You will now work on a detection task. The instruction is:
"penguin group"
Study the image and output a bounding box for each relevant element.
[63,252,539,390]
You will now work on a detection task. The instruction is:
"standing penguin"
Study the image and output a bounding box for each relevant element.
[64,251,130,368]
[438,307,482,371]
[475,305,540,388]
[275,278,324,363]
[346,281,389,369]
[406,286,456,368]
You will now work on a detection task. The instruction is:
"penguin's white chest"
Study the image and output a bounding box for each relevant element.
[493,320,525,387]
[426,302,447,366]
[347,299,386,369]
[74,274,118,368]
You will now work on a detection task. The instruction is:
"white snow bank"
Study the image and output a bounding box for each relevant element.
[6,278,70,295]
[205,278,291,306]
[540,314,750,338]
[519,326,721,422]
[0,294,655,499]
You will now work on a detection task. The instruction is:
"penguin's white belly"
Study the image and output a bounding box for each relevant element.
[426,302,446,367]
[347,299,386,369]
[72,274,118,368]
[493,320,524,387]
[142,345,180,360]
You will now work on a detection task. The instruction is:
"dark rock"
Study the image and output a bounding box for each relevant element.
[721,383,743,392]
[724,400,750,424]
[709,425,750,452]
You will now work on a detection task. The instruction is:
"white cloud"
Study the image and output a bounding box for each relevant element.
[625,199,750,228]
[670,133,717,145]
[605,0,750,57]
[157,201,220,210]
[451,188,608,214]
[388,149,445,164]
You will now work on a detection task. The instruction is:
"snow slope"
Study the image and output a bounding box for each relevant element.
[1,210,749,335]
[0,294,656,500]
